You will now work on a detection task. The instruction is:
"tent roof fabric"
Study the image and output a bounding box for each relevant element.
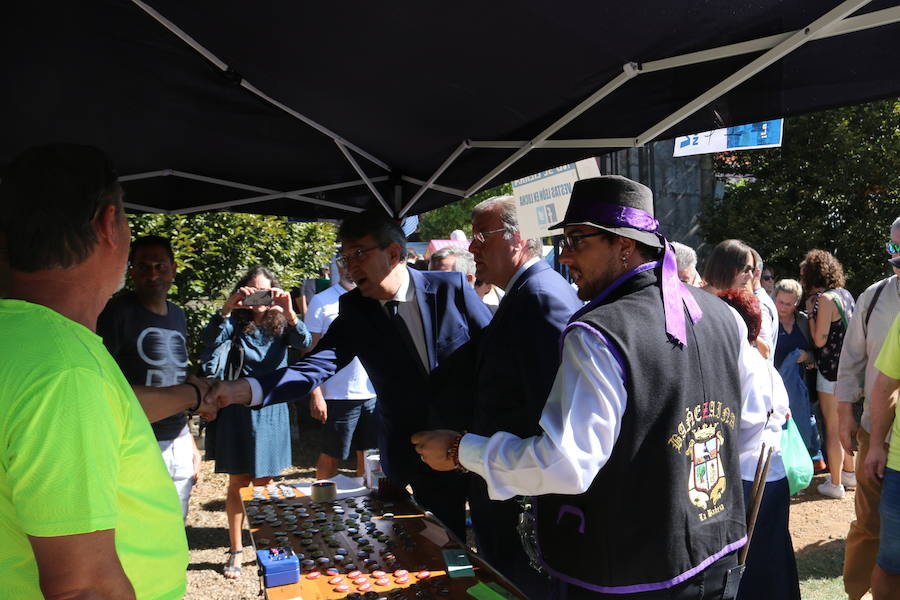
[2,1,898,219]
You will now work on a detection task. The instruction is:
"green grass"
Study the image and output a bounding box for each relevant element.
[797,538,845,599]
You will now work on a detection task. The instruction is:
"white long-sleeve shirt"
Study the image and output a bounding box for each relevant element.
[458,307,775,500]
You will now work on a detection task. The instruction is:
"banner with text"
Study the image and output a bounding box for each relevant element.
[512,158,601,239]
[673,119,783,157]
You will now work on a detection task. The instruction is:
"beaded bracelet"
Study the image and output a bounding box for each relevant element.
[447,432,468,473]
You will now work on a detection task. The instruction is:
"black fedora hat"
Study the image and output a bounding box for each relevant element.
[549,175,662,248]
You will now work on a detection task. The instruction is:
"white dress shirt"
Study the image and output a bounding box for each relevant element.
[378,267,429,372]
[458,306,769,501]
[501,256,540,293]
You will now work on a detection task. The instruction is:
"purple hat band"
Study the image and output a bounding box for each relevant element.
[575,203,661,234]
[586,204,702,346]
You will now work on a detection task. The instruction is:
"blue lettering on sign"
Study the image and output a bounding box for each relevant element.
[536,206,547,225]
[517,182,574,207]
[726,119,783,149]
[512,163,577,187]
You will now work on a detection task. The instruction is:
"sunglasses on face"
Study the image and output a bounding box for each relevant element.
[886,242,900,255]
[762,274,774,281]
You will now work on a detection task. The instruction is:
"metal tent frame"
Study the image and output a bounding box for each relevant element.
[117,0,900,217]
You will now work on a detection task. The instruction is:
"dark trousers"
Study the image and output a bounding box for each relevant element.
[408,469,469,542]
[468,476,554,599]
[551,551,741,600]
[737,478,800,600]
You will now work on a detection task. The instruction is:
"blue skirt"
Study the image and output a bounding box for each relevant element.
[205,402,291,478]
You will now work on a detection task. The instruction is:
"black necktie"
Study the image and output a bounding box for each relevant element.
[386,300,426,372]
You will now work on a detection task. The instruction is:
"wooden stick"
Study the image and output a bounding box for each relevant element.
[740,445,773,565]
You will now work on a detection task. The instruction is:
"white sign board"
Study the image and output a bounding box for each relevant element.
[512,158,601,239]
[674,119,783,157]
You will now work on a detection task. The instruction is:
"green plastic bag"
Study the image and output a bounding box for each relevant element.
[781,417,814,495]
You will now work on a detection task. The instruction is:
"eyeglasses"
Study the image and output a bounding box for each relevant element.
[336,246,381,267]
[560,232,606,252]
[471,227,506,244]
[886,242,900,255]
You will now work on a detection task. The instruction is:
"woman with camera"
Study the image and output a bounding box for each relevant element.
[200,266,311,578]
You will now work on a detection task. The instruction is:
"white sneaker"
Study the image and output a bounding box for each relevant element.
[842,470,857,488]
[817,478,846,499]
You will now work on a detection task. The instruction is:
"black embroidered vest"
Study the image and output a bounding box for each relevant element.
[535,269,747,592]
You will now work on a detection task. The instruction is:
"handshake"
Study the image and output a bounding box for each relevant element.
[138,377,254,423]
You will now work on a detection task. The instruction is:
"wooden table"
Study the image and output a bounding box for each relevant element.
[241,485,525,600]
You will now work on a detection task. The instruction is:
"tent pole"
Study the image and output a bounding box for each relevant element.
[400,176,466,197]
[464,65,639,197]
[399,140,470,218]
[119,169,175,182]
[468,138,636,149]
[130,0,390,172]
[335,141,394,216]
[170,192,365,215]
[635,0,872,146]
[170,171,388,195]
[124,202,170,214]
[641,5,900,74]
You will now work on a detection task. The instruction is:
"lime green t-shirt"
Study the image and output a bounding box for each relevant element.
[874,310,900,471]
[0,300,188,599]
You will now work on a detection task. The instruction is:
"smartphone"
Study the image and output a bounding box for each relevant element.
[242,289,273,306]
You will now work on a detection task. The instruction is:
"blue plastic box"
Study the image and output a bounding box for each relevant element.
[256,547,300,588]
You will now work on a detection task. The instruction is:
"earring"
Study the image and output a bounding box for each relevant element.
[622,254,630,265]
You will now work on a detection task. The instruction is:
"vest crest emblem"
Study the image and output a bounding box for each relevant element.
[686,422,726,511]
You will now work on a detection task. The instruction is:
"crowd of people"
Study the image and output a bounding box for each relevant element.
[1,143,898,600]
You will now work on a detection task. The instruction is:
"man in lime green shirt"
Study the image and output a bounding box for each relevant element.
[866,309,900,599]
[0,145,190,599]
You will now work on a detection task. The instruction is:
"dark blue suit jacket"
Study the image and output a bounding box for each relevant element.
[254,268,492,483]
[470,260,581,438]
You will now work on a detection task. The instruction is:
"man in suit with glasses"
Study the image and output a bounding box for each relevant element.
[206,210,491,540]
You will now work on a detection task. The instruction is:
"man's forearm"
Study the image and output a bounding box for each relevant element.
[132,384,197,422]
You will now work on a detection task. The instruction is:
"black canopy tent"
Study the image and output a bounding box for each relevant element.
[2,0,898,220]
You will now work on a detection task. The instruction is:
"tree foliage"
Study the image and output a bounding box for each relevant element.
[127,212,335,362]
[418,183,513,240]
[699,99,900,295]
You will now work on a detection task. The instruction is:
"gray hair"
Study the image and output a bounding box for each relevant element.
[774,278,802,298]
[671,241,697,272]
[472,195,542,259]
[891,217,900,234]
[430,246,475,277]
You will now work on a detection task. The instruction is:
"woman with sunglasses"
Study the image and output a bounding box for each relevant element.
[801,249,857,499]
[702,239,756,294]
[703,239,777,360]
